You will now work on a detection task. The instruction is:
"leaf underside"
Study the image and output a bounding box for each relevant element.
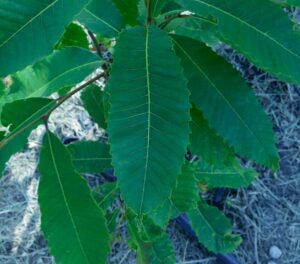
[38,132,110,264]
[107,25,190,215]
[0,0,90,77]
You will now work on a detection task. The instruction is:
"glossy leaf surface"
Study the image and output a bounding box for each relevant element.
[177,0,300,86]
[173,35,279,170]
[38,132,110,264]
[2,47,101,107]
[0,0,90,77]
[107,26,190,215]
[78,0,124,38]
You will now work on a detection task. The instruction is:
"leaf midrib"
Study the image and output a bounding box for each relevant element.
[173,39,270,157]
[83,8,120,33]
[28,60,99,98]
[47,132,90,263]
[193,0,300,60]
[139,26,151,215]
[0,0,59,48]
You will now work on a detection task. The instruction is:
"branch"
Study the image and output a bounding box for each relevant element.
[0,72,106,149]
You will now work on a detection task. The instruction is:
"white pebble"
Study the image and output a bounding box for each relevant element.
[269,246,282,259]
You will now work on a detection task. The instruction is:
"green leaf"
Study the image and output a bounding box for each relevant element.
[177,0,300,87]
[93,182,118,211]
[172,35,279,170]
[272,0,300,6]
[165,15,219,46]
[187,199,242,253]
[161,1,182,13]
[196,159,257,189]
[77,0,125,38]
[0,0,90,77]
[0,98,55,176]
[81,84,107,129]
[190,106,234,165]
[286,0,300,5]
[113,0,140,25]
[56,23,89,49]
[127,212,176,264]
[1,47,101,106]
[149,0,171,18]
[0,79,5,97]
[67,141,111,174]
[171,161,198,212]
[107,26,190,214]
[190,106,257,189]
[148,200,176,229]
[38,131,110,264]
[149,162,198,228]
[0,131,5,142]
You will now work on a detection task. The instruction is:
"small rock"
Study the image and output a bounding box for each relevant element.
[269,246,282,259]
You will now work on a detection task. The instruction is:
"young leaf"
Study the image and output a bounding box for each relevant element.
[187,199,242,253]
[56,23,89,49]
[81,84,107,129]
[196,160,257,189]
[67,141,111,174]
[1,47,101,107]
[38,132,110,264]
[172,35,279,170]
[113,0,140,25]
[127,212,176,264]
[77,0,125,38]
[107,26,190,215]
[177,0,300,87]
[0,98,55,176]
[0,0,90,77]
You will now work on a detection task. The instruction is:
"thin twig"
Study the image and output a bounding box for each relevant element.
[87,30,103,59]
[0,72,106,149]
